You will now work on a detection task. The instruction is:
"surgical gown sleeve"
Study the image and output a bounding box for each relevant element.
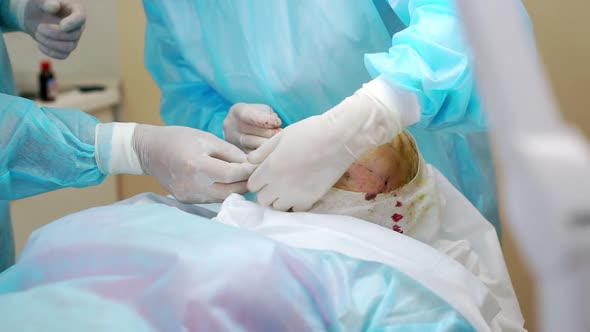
[0,93,105,199]
[365,0,485,132]
[143,2,232,139]
[0,0,22,32]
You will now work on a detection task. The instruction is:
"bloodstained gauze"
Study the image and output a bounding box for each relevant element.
[365,192,377,201]
[393,225,403,233]
[395,201,403,207]
[391,213,403,222]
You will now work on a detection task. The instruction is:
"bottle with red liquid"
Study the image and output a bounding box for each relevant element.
[39,60,57,101]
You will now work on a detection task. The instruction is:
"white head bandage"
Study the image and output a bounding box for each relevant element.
[309,133,441,239]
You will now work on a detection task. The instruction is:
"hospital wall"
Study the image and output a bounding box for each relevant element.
[522,0,590,136]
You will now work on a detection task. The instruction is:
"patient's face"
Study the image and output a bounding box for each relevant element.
[310,131,429,235]
[310,132,428,235]
[335,132,418,194]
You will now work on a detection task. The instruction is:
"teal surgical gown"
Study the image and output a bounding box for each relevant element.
[0,89,106,270]
[0,3,106,270]
[143,0,529,233]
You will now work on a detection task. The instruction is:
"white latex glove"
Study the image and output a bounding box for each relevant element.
[223,103,282,152]
[13,0,86,59]
[247,78,415,212]
[95,123,256,204]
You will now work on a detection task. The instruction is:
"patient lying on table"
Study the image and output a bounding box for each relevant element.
[0,132,524,332]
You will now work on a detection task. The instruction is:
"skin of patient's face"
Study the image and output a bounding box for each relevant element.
[334,133,418,194]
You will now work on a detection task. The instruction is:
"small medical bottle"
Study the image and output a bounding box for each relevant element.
[39,60,57,101]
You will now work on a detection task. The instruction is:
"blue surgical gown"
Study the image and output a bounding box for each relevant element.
[143,0,529,232]
[0,2,106,270]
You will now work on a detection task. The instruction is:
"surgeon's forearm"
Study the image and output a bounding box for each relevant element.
[0,94,105,200]
[364,0,487,132]
[363,76,420,128]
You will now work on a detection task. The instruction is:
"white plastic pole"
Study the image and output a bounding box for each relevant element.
[454,1,590,331]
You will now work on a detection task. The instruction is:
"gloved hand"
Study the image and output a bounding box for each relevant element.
[95,123,256,204]
[15,0,86,59]
[248,78,414,211]
[223,103,282,152]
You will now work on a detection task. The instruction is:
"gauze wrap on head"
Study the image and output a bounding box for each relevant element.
[309,133,442,240]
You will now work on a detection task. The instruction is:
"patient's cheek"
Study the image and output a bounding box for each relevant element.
[338,164,388,193]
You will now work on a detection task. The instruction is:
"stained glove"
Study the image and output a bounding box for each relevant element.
[13,0,86,59]
[248,77,419,211]
[95,123,256,203]
[223,103,282,152]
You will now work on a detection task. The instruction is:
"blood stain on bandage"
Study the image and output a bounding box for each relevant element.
[365,192,377,201]
[391,213,403,222]
[393,225,404,234]
[395,201,403,207]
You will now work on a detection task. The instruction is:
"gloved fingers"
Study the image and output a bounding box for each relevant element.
[209,139,248,163]
[40,0,86,32]
[37,23,83,41]
[35,31,78,53]
[239,134,269,150]
[205,159,257,184]
[230,103,282,129]
[40,0,61,13]
[247,163,268,193]
[291,200,315,212]
[57,1,86,32]
[236,104,282,128]
[247,136,281,192]
[239,122,281,138]
[208,181,249,200]
[255,185,278,207]
[271,197,293,212]
[247,131,282,165]
[38,43,69,59]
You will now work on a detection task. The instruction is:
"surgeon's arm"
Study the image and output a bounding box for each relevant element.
[248,0,519,211]
[0,93,254,202]
[0,0,20,31]
[0,93,105,199]
[365,0,486,132]
[143,1,231,139]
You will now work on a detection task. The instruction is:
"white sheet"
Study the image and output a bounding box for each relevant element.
[214,165,524,331]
